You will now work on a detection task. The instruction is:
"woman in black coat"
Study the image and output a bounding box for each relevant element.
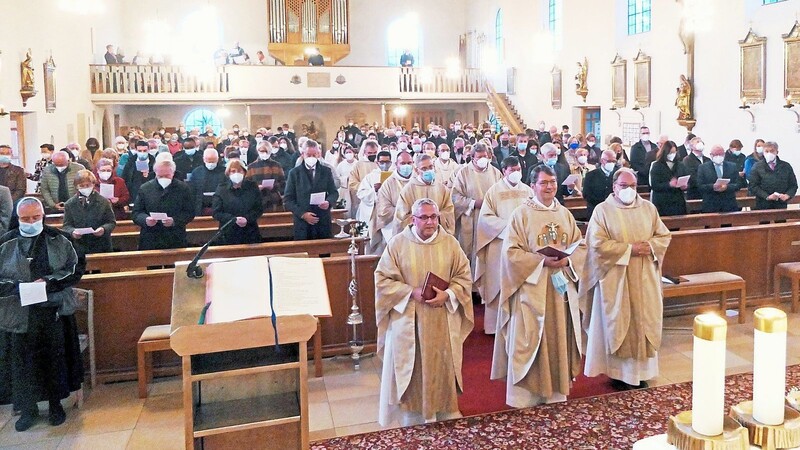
[62,169,117,254]
[648,140,689,216]
[212,160,264,245]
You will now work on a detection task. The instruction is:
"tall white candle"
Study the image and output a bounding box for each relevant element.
[691,313,728,437]
[752,307,787,426]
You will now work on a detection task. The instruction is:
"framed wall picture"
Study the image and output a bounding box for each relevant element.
[739,29,766,103]
[43,55,56,113]
[551,66,562,110]
[783,21,800,100]
[633,50,651,107]
[611,54,626,109]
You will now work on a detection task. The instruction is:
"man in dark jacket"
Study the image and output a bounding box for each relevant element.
[132,160,196,250]
[748,141,798,210]
[0,197,85,431]
[682,137,710,200]
[283,140,338,240]
[629,126,657,186]
[583,150,618,219]
[121,141,155,202]
[173,139,204,182]
[696,145,742,213]
[188,149,226,215]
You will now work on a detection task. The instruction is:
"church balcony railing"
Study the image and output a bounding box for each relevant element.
[89,65,487,103]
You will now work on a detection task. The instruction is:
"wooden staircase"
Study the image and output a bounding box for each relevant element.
[486,83,527,135]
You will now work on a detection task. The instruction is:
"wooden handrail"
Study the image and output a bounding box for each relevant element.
[485,82,524,135]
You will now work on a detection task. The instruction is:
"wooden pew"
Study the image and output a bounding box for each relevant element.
[568,194,782,221]
[78,254,379,383]
[86,238,365,273]
[660,208,800,230]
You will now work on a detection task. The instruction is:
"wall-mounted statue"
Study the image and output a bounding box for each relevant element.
[20,48,37,106]
[575,57,588,102]
[675,74,696,131]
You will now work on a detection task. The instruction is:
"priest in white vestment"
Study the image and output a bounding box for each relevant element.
[355,150,393,225]
[347,140,379,219]
[370,151,413,255]
[474,156,533,334]
[394,154,455,234]
[582,168,671,390]
[490,165,586,408]
[335,147,358,217]
[434,144,460,189]
[451,142,503,271]
[375,198,473,426]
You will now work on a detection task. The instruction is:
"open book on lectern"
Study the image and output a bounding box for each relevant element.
[203,256,332,324]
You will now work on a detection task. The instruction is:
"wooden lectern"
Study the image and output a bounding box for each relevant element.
[169,260,317,450]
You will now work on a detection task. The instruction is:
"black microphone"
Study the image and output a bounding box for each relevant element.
[186,218,237,279]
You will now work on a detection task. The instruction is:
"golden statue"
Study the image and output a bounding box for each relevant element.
[21,49,35,90]
[302,121,319,141]
[575,58,588,91]
[676,74,692,120]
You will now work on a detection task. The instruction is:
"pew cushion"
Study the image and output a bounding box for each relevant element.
[139,324,171,343]
[662,271,744,295]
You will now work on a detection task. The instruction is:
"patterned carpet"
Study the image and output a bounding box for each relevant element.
[312,365,800,449]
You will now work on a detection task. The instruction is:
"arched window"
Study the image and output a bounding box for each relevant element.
[387,14,422,67]
[495,9,504,64]
[183,108,222,136]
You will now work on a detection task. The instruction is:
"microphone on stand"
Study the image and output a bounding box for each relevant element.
[186,218,237,279]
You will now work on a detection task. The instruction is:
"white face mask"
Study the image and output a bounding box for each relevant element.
[79,187,94,197]
[157,177,172,189]
[304,156,318,167]
[694,142,705,152]
[641,134,650,142]
[507,171,522,185]
[666,153,676,162]
[763,152,777,163]
[205,162,218,170]
[116,143,127,150]
[259,152,269,160]
[603,162,616,173]
[756,146,764,154]
[229,172,244,184]
[475,157,489,169]
[280,143,288,149]
[398,142,408,150]
[56,166,67,173]
[617,187,637,205]
[344,153,355,161]
[711,155,724,165]
[577,155,588,165]
[98,171,112,181]
[412,144,422,153]
[439,151,450,161]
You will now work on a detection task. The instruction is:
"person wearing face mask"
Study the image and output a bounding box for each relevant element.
[648,140,690,216]
[39,151,83,214]
[325,139,343,167]
[347,140,380,219]
[132,159,195,250]
[334,146,358,217]
[188,149,226,215]
[245,142,286,212]
[434,144,458,189]
[629,126,656,186]
[724,139,746,178]
[451,138,468,164]
[113,136,132,177]
[211,160,263,245]
[748,141,798,210]
[492,165,586,407]
[65,143,92,171]
[283,140,339,240]
[451,143,503,271]
[682,136,710,200]
[0,145,27,202]
[394,154,455,235]
[474,157,534,335]
[235,138,256,166]
[0,197,86,432]
[696,144,743,213]
[583,150,620,219]
[569,148,596,196]
[94,158,130,220]
[427,127,446,148]
[27,144,55,194]
[582,168,671,391]
[532,143,573,204]
[62,170,116,255]
[675,133,696,162]
[173,139,204,181]
[356,151,394,248]
[370,151,415,255]
[744,138,766,181]
[121,141,156,203]
[584,133,602,165]
[509,134,537,181]
[493,132,512,163]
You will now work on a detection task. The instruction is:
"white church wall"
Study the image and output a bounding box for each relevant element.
[0,0,122,175]
[468,0,800,169]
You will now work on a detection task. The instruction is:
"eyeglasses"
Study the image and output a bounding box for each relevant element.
[413,214,439,222]
[536,180,558,186]
[615,183,637,189]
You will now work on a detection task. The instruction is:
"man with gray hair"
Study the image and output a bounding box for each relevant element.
[40,150,84,214]
[394,154,455,234]
[375,197,473,427]
[283,139,338,240]
[748,141,797,210]
[131,159,195,250]
[188,148,226,215]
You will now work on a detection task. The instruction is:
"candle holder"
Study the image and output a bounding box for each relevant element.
[342,219,367,370]
[666,411,750,450]
[730,401,800,450]
[334,218,354,239]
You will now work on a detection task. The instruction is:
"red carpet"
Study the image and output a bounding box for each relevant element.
[458,304,617,416]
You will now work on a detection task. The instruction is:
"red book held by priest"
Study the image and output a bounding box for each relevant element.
[422,272,450,300]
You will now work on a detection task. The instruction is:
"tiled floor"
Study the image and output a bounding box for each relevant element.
[1,307,798,449]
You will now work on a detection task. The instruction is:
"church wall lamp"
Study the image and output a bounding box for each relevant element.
[784,95,800,133]
[631,102,645,123]
[0,105,8,117]
[609,106,621,127]
[738,97,755,131]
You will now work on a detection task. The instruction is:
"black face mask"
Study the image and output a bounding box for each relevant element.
[367,155,377,162]
[501,140,509,147]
